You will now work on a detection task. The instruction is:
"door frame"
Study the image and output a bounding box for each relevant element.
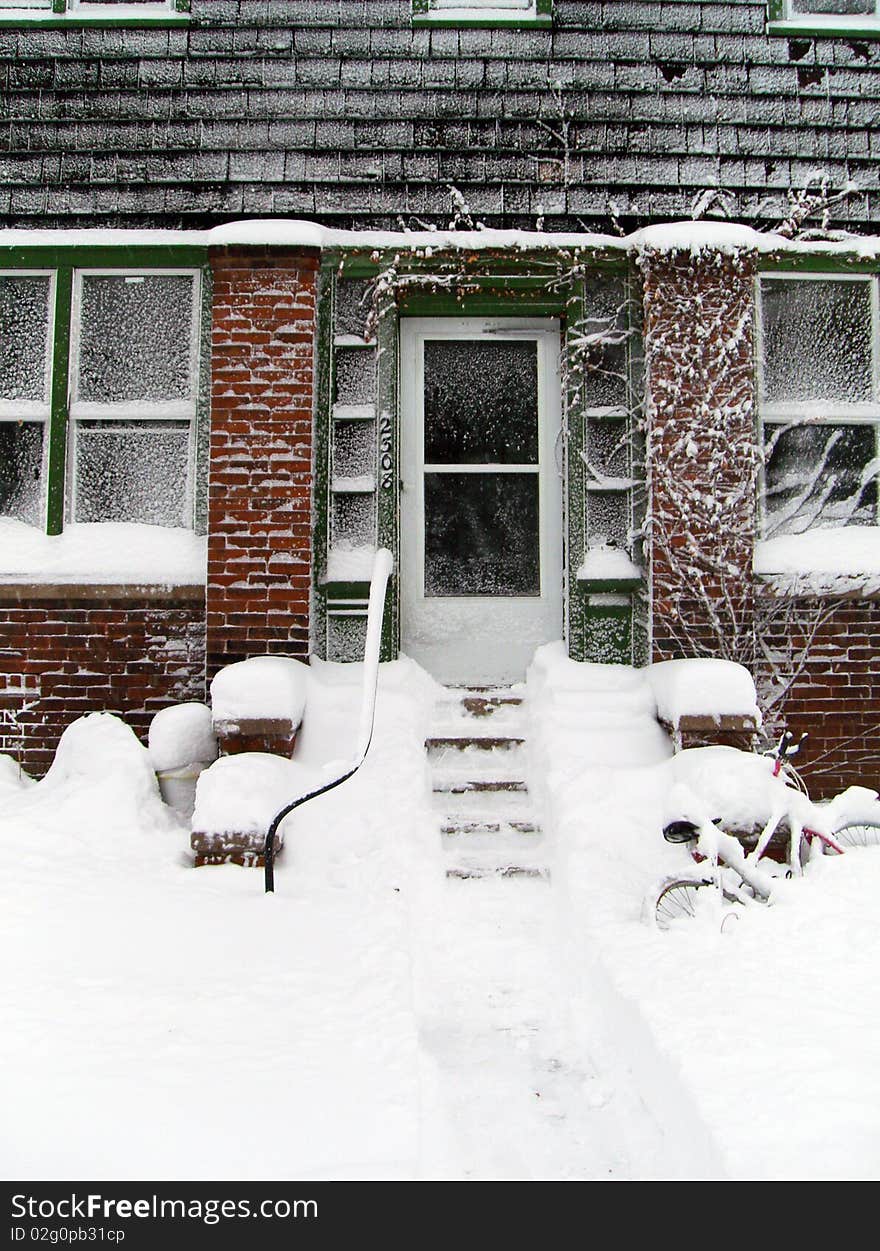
[399,315,564,683]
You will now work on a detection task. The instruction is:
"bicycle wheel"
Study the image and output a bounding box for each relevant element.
[830,823,880,850]
[647,874,716,930]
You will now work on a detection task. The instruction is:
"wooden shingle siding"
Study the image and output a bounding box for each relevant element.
[0,0,877,230]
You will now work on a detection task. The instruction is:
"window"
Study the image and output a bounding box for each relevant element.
[411,0,552,26]
[758,274,880,538]
[0,267,201,532]
[0,1,188,22]
[0,273,53,527]
[767,0,880,32]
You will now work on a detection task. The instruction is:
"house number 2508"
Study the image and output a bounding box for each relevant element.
[379,413,393,489]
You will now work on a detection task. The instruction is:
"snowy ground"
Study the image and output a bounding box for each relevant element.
[2,651,879,1180]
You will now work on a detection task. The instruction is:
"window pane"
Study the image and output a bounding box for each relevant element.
[0,422,43,525]
[580,276,630,410]
[424,340,538,465]
[0,276,52,404]
[425,472,540,596]
[764,423,878,535]
[791,1,874,14]
[77,274,196,405]
[74,421,189,525]
[761,279,874,406]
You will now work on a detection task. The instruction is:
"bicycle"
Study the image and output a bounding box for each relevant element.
[644,733,880,930]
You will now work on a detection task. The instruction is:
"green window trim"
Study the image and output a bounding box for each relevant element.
[767,0,880,38]
[0,0,190,27]
[412,0,552,29]
[0,247,207,538]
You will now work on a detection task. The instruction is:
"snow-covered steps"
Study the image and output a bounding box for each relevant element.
[427,688,547,881]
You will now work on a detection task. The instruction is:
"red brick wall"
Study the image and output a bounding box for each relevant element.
[760,598,880,798]
[0,595,206,777]
[640,244,758,661]
[641,244,880,797]
[207,246,318,679]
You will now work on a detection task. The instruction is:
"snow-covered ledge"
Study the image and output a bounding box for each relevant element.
[0,520,206,601]
[754,528,880,598]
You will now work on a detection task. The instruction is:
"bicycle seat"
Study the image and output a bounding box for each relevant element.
[663,820,700,844]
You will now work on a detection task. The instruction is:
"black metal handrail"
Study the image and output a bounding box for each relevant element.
[263,548,394,893]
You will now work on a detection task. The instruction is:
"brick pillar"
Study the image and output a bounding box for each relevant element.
[207,247,319,680]
[638,242,759,663]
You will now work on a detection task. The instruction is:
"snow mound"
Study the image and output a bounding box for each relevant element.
[663,745,786,830]
[0,754,34,793]
[44,713,159,794]
[5,713,179,845]
[210,655,308,726]
[632,221,760,256]
[576,545,642,581]
[148,702,218,772]
[326,544,377,582]
[647,658,760,729]
[192,752,325,836]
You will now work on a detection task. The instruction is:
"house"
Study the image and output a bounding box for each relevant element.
[1,0,880,795]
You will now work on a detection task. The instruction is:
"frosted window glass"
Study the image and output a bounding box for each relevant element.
[761,279,873,406]
[332,492,375,547]
[424,472,539,596]
[0,276,51,404]
[0,422,43,524]
[74,421,189,525]
[424,340,538,465]
[77,274,195,405]
[587,490,629,548]
[333,420,376,480]
[335,348,376,405]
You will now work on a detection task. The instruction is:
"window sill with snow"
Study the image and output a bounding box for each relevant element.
[0,519,206,602]
[754,527,880,598]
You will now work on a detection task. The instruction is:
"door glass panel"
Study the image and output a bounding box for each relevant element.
[424,472,540,596]
[424,340,539,464]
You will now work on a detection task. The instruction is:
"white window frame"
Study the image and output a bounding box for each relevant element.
[67,1,178,13]
[0,269,55,528]
[756,271,880,537]
[414,0,550,24]
[68,267,201,525]
[0,2,185,18]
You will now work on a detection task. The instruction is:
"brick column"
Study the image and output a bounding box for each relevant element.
[638,242,759,663]
[207,247,319,679]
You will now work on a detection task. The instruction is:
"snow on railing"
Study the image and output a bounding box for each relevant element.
[263,547,394,893]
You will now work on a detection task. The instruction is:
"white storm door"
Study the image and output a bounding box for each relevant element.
[400,318,563,685]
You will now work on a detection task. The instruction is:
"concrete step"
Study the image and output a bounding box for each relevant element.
[433,777,528,795]
[426,734,525,751]
[440,817,542,838]
[431,690,526,734]
[431,787,537,818]
[445,849,549,881]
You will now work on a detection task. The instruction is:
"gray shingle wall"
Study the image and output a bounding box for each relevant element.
[0,0,878,231]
